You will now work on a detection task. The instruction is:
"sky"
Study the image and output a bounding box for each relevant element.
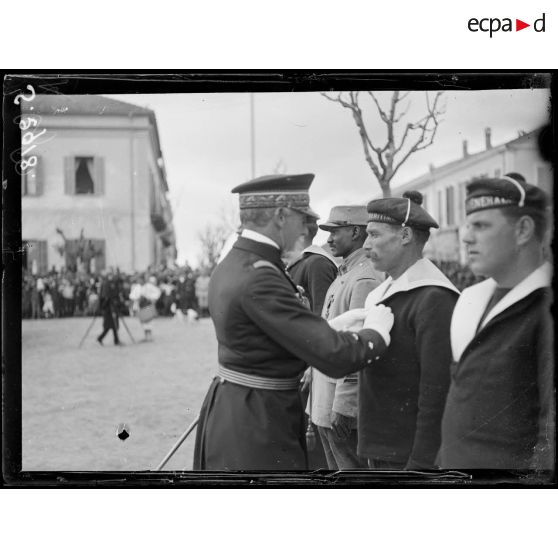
[108,88,551,266]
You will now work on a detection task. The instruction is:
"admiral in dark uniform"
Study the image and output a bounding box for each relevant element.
[193,174,394,470]
[440,176,554,469]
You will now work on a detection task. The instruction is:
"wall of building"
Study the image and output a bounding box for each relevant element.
[396,133,552,263]
[21,112,174,273]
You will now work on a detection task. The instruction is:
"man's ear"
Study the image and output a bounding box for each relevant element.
[273,206,288,228]
[400,226,413,245]
[516,215,536,246]
[351,226,361,240]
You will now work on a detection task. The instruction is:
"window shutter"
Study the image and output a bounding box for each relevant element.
[94,157,105,195]
[64,156,75,195]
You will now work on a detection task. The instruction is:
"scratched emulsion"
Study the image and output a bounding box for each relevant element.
[22,316,217,470]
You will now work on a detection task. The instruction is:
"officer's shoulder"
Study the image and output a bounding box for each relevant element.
[252,259,281,272]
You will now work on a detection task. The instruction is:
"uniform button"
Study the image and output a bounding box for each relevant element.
[367,359,372,364]
[375,356,380,361]
[368,342,374,350]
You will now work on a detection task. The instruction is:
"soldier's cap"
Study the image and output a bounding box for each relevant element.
[367,191,439,230]
[465,175,548,215]
[231,173,318,218]
[319,205,369,231]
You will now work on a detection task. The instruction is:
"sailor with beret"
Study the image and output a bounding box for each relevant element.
[359,191,460,470]
[306,205,383,469]
[193,174,395,470]
[440,175,554,469]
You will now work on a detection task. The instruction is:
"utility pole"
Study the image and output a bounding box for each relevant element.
[250,93,255,179]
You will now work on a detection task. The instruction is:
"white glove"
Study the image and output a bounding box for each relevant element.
[328,308,366,331]
[362,304,394,346]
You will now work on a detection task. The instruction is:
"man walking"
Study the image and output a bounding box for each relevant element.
[307,206,382,469]
[359,191,460,470]
[97,271,121,346]
[193,174,395,471]
[440,176,554,470]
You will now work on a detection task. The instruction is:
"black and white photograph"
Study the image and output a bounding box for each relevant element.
[2,73,555,484]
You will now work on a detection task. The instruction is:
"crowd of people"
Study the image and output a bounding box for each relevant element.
[21,265,212,320]
[21,259,479,322]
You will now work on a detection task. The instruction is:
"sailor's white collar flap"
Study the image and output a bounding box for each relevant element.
[451,261,552,362]
[364,258,460,308]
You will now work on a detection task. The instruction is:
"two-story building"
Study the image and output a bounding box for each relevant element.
[393,127,552,263]
[21,95,176,274]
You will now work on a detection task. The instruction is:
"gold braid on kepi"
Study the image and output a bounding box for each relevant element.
[231,174,319,218]
[366,190,439,230]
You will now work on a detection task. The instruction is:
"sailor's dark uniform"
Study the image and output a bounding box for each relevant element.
[440,263,554,469]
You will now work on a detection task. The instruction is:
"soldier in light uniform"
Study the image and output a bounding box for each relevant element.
[440,176,554,470]
[307,206,383,469]
[193,174,395,470]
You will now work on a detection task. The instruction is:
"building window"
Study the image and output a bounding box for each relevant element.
[75,157,95,194]
[446,186,455,226]
[23,239,48,274]
[64,156,105,195]
[21,156,42,196]
[64,238,106,272]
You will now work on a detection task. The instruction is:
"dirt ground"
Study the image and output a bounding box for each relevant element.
[22,315,217,471]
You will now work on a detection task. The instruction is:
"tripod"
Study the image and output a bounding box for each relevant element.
[78,305,136,348]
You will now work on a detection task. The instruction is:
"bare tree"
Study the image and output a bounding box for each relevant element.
[321,91,445,197]
[197,223,228,273]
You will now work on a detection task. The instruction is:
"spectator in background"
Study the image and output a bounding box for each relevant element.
[42,284,55,318]
[30,277,42,319]
[61,278,75,317]
[307,206,383,470]
[174,271,197,320]
[130,275,161,342]
[195,270,211,318]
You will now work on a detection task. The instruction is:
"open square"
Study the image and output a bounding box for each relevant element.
[22,316,216,471]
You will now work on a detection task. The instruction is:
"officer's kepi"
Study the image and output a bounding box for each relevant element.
[465,175,548,215]
[231,173,320,219]
[366,191,439,230]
